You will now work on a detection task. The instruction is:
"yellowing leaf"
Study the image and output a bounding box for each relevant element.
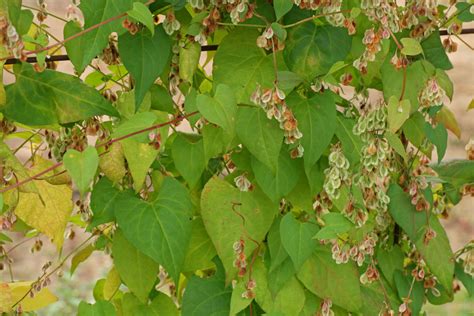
[15,180,73,249]
[0,281,57,312]
[0,142,38,193]
[0,283,13,313]
[103,267,121,300]
[32,155,71,185]
[71,244,95,275]
[98,142,126,183]
[468,98,474,111]
[121,139,158,192]
[436,106,461,139]
[0,61,5,106]
[401,37,423,56]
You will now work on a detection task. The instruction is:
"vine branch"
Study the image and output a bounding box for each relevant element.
[0,111,198,194]
[0,0,156,62]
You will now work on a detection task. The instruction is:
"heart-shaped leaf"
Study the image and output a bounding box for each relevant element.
[63,146,99,197]
[280,213,319,270]
[200,177,278,282]
[115,177,193,282]
[387,96,411,134]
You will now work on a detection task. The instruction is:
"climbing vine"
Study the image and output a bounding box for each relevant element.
[0,0,473,315]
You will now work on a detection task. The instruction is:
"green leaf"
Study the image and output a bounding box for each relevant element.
[433,73,452,105]
[286,173,313,212]
[89,178,134,227]
[213,29,274,104]
[182,258,232,316]
[150,84,175,113]
[436,106,461,139]
[387,184,454,293]
[119,26,172,109]
[63,147,99,197]
[271,23,287,41]
[268,276,306,315]
[432,160,474,189]
[171,133,206,188]
[149,293,179,315]
[267,257,296,297]
[202,125,229,161]
[65,0,140,74]
[280,213,319,270]
[387,97,411,134]
[456,2,474,22]
[115,177,193,282]
[376,245,404,289]
[402,112,426,149]
[267,216,290,272]
[289,91,336,171]
[284,24,351,81]
[230,278,253,315]
[112,112,157,142]
[335,115,363,166]
[115,90,152,119]
[78,300,116,316]
[313,212,354,240]
[455,260,473,296]
[127,2,154,35]
[382,60,434,110]
[385,131,408,162]
[424,122,447,163]
[394,270,424,315]
[183,218,217,272]
[112,229,159,303]
[360,280,400,316]
[400,37,423,56]
[121,139,159,192]
[274,0,293,20]
[200,177,278,281]
[4,63,117,125]
[421,31,453,70]
[236,107,283,172]
[179,41,201,83]
[196,84,237,137]
[277,71,303,94]
[251,149,301,202]
[297,245,362,312]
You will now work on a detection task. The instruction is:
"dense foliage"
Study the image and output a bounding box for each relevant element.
[0,0,473,315]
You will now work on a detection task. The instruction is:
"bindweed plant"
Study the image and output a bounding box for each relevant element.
[0,0,473,315]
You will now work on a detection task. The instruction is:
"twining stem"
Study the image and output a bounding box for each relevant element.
[282,10,350,29]
[1,0,155,62]
[399,66,407,101]
[455,34,474,50]
[11,225,110,309]
[216,22,266,28]
[0,111,198,194]
[22,4,69,23]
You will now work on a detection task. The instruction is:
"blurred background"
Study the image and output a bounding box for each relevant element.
[2,0,473,315]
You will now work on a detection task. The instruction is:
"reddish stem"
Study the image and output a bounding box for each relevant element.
[0,111,198,194]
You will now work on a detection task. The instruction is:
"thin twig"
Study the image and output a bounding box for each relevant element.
[217,22,265,28]
[22,4,69,23]
[1,0,155,62]
[0,111,198,194]
[282,10,350,29]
